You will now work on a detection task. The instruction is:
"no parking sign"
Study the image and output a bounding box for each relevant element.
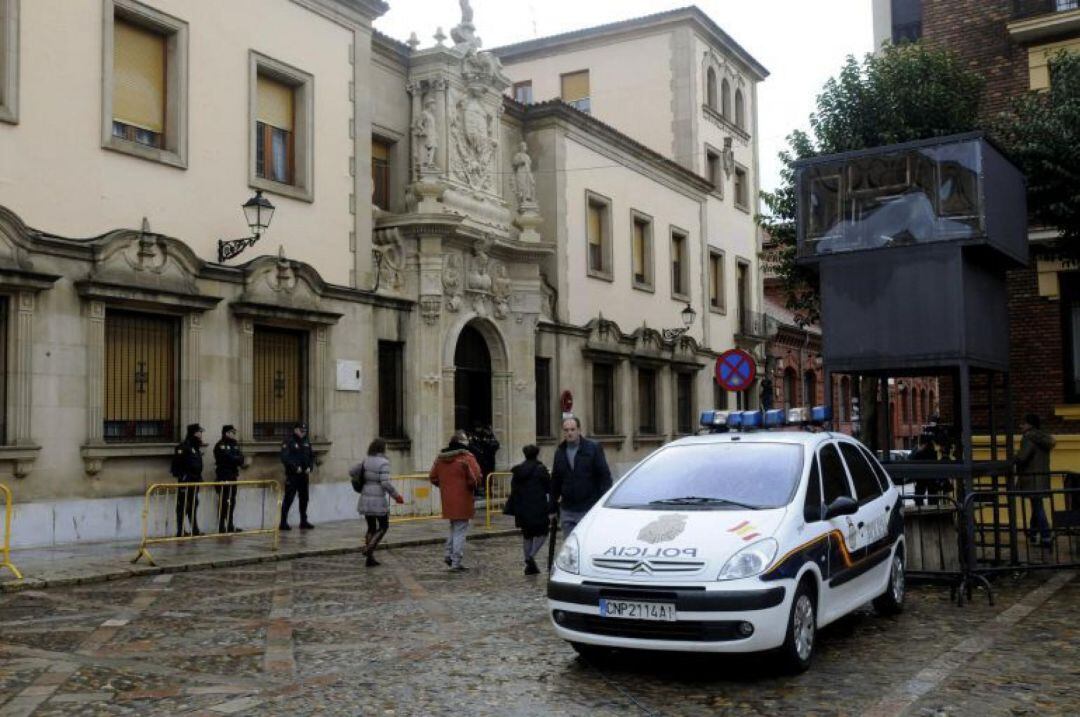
[715,349,757,392]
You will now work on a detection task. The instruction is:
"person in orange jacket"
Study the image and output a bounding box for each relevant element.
[429,430,482,571]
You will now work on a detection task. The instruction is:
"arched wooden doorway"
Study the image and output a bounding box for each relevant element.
[454,324,492,431]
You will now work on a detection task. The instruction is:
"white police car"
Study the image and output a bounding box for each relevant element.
[548,409,905,672]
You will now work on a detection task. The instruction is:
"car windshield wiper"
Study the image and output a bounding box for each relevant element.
[649,496,758,509]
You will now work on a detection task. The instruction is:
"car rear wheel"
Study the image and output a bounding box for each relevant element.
[777,580,816,673]
[873,550,905,616]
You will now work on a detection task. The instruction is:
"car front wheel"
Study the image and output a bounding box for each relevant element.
[873,550,905,616]
[777,580,816,673]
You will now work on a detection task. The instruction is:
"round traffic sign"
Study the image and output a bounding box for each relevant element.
[715,349,757,392]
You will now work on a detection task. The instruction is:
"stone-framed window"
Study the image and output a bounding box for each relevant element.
[585,190,613,280]
[721,77,732,119]
[0,0,19,124]
[630,210,654,292]
[734,164,750,212]
[735,89,746,130]
[713,379,729,410]
[249,51,314,202]
[535,356,552,438]
[675,371,695,435]
[103,309,179,443]
[705,145,723,192]
[591,361,617,435]
[378,340,405,439]
[253,325,307,440]
[636,366,658,435]
[709,248,725,313]
[670,227,689,300]
[101,0,189,167]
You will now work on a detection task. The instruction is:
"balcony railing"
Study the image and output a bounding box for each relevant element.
[737,310,778,341]
[1014,0,1079,20]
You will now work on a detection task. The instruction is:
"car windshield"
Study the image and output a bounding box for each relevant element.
[605,442,804,510]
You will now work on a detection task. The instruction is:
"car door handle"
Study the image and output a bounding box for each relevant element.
[885,505,891,512]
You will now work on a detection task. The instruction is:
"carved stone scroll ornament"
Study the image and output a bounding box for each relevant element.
[442,252,463,311]
[492,263,512,319]
[420,296,442,325]
[467,237,493,292]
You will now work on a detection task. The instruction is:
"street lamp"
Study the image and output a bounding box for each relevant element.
[218,190,276,263]
[662,302,697,343]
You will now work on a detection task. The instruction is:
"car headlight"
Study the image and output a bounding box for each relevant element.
[717,538,779,581]
[555,534,580,574]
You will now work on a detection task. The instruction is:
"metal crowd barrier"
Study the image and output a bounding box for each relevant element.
[131,479,282,566]
[388,473,443,523]
[484,471,512,529]
[900,472,1080,606]
[0,482,20,580]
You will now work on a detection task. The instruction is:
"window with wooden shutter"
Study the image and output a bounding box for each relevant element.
[253,327,306,439]
[104,311,177,443]
[676,373,694,434]
[709,250,724,310]
[256,74,295,185]
[632,216,651,287]
[586,196,609,275]
[561,70,590,113]
[112,19,166,148]
[592,362,616,435]
[671,230,688,297]
[372,138,393,211]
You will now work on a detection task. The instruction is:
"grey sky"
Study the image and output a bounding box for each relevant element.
[375,1,875,195]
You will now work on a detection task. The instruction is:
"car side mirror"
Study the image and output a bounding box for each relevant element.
[824,496,859,520]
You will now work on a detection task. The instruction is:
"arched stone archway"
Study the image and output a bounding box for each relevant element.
[441,314,512,469]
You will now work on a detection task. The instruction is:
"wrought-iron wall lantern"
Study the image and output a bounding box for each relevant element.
[662,302,697,343]
[218,191,275,263]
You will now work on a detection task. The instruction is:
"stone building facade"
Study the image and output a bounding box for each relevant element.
[0,0,766,546]
[873,0,1080,466]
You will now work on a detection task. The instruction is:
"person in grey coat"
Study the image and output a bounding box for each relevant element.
[350,438,404,567]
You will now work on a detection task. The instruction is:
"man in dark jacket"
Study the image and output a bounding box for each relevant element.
[505,444,552,575]
[1015,413,1055,546]
[910,434,939,506]
[280,422,315,531]
[171,424,205,538]
[213,425,245,533]
[550,416,612,536]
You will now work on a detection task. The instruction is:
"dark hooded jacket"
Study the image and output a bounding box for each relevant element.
[429,442,482,520]
[1015,428,1055,492]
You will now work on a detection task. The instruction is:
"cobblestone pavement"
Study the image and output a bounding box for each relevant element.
[0,536,1076,717]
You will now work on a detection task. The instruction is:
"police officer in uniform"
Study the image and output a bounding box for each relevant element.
[213,424,245,533]
[279,422,315,530]
[171,423,205,537]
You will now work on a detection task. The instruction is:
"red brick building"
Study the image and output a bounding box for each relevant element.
[874,0,1080,465]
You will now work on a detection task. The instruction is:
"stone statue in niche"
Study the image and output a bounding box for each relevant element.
[722,136,735,177]
[467,239,492,293]
[511,142,537,207]
[443,252,463,311]
[414,97,439,172]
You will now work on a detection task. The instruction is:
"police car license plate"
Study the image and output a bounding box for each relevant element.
[599,599,677,621]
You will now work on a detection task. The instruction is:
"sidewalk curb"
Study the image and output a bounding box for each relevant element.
[0,527,520,594]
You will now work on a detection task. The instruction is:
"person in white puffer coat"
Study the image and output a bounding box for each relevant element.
[350,438,403,567]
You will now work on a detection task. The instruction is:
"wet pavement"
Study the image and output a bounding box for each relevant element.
[0,535,1076,716]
